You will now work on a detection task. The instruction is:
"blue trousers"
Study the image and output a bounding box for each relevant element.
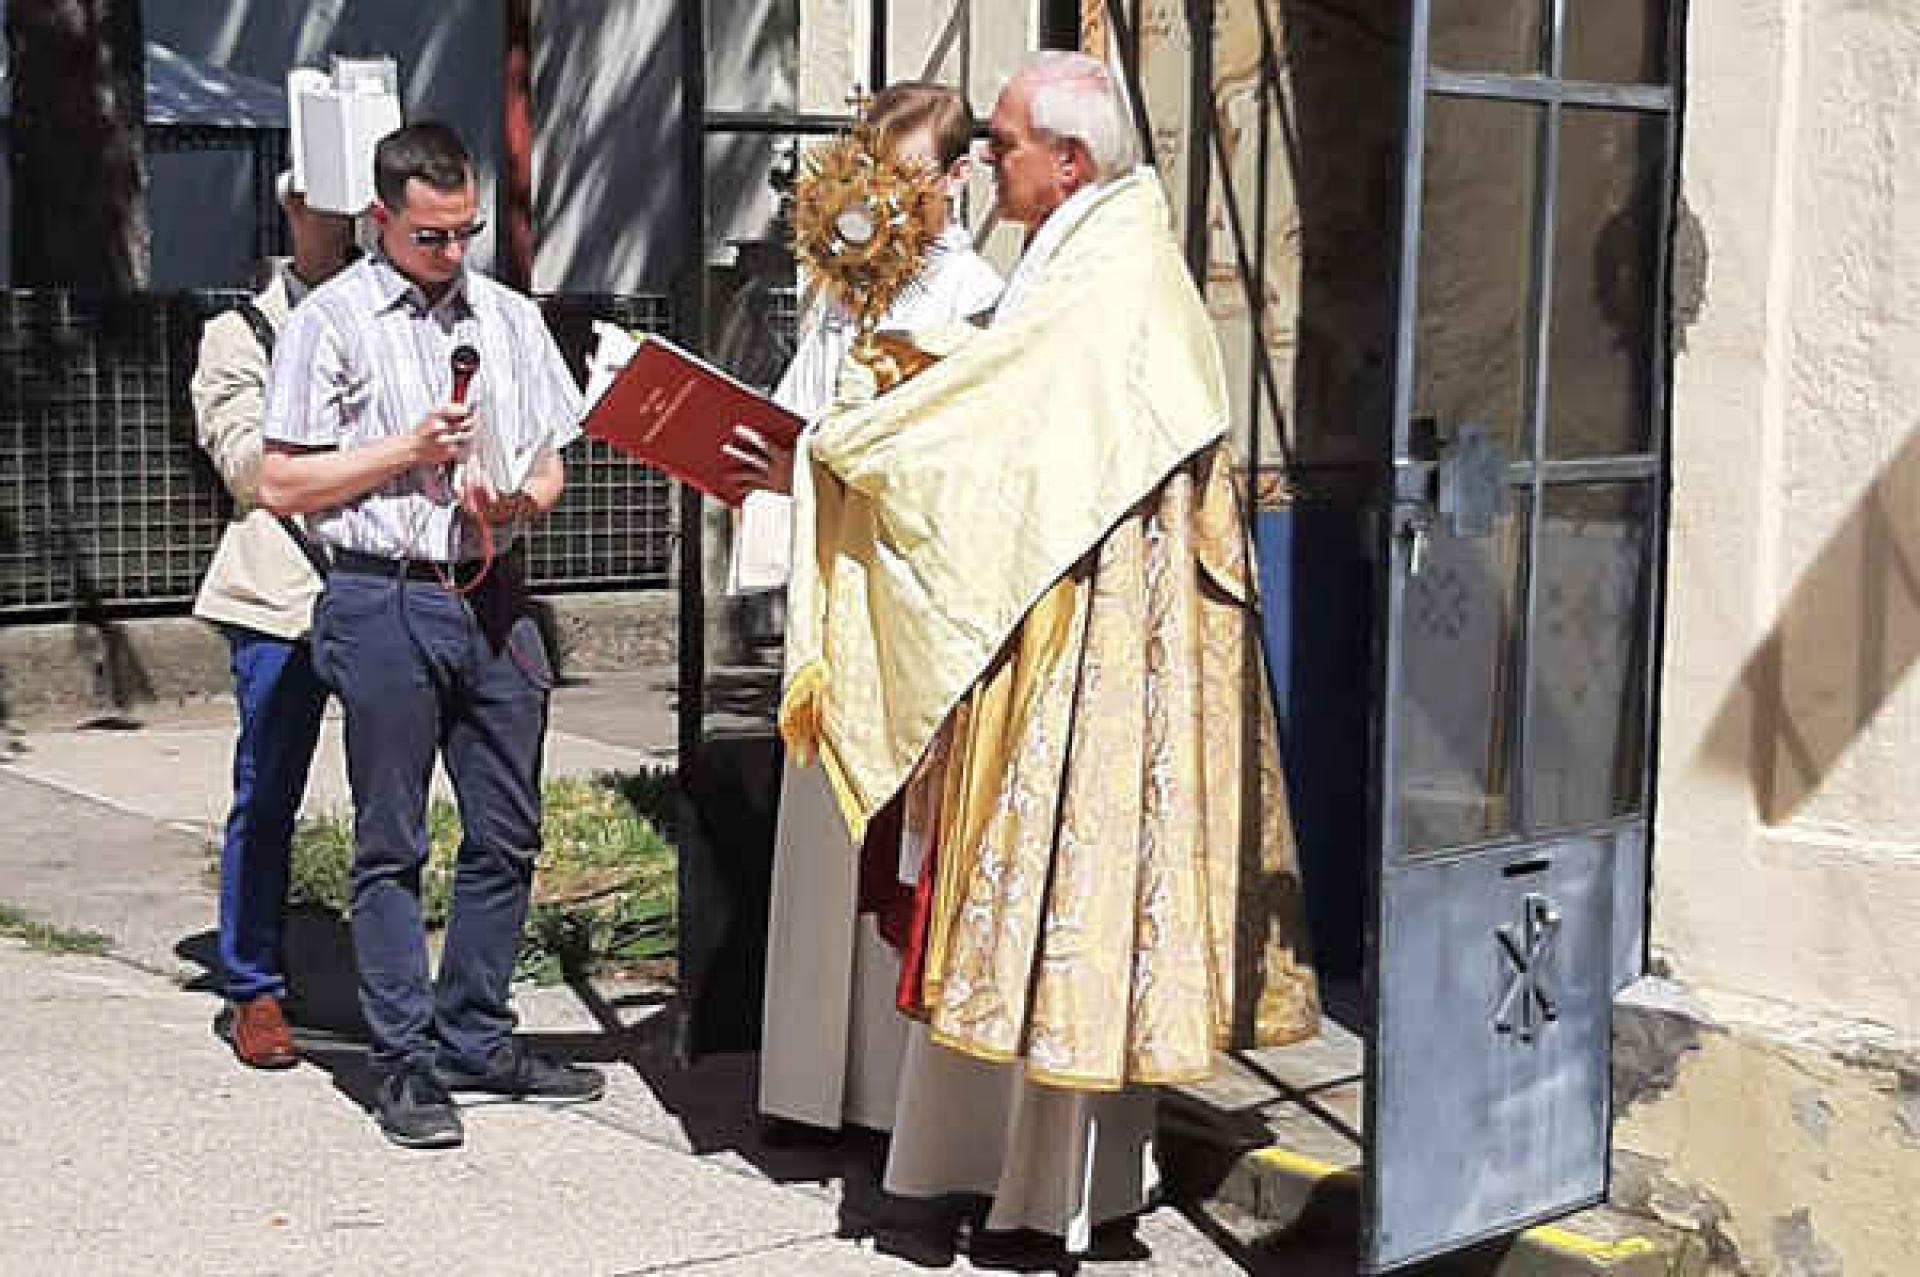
[218,628,330,1002]
[310,567,551,1077]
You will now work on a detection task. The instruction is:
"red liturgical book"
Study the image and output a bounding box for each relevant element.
[581,333,804,507]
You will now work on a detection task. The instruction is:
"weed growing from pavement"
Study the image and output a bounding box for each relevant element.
[0,904,112,956]
[273,769,677,985]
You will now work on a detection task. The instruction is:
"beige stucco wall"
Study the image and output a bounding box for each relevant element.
[1655,0,1920,1039]
[1642,6,1920,1261]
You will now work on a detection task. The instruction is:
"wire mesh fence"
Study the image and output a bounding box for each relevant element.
[0,290,240,617]
[0,288,676,620]
[528,293,676,593]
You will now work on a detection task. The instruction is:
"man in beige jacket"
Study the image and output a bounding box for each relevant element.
[193,174,354,1069]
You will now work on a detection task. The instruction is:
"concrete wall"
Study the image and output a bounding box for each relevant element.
[1654,0,1920,1044]
[1638,1,1920,1270]
[530,0,683,294]
[144,1,507,284]
[532,0,797,295]
[10,0,787,294]
[0,592,676,727]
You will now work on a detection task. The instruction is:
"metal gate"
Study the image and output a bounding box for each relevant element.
[1363,1,1679,1266]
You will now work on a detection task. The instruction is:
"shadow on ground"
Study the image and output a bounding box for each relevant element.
[177,906,380,1106]
[168,906,1419,1275]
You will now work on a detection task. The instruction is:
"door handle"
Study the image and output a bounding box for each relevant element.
[1395,502,1435,578]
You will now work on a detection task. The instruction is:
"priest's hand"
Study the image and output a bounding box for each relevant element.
[903,322,975,360]
[832,352,880,407]
[722,424,795,496]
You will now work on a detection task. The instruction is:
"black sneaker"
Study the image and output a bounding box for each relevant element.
[375,1067,464,1150]
[434,1041,606,1105]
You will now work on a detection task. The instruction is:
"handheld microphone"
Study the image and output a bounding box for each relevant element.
[444,345,482,502]
[450,344,480,404]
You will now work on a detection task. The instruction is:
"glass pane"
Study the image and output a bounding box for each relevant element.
[1565,0,1672,85]
[704,131,800,386]
[1429,0,1546,74]
[1546,108,1666,458]
[704,1,798,113]
[1415,97,1542,460]
[1394,496,1528,854]
[1524,483,1653,829]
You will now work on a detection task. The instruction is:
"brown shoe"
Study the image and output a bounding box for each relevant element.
[227,995,298,1069]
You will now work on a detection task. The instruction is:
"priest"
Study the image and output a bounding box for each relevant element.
[780,51,1323,1257]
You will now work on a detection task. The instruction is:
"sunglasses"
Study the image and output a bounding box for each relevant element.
[407,220,487,249]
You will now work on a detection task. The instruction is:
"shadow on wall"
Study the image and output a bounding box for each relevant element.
[532,0,794,295]
[1698,426,1920,825]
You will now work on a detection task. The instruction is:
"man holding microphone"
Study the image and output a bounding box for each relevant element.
[259,121,601,1149]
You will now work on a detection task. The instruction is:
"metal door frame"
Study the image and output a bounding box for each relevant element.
[1364,0,1683,1267]
[675,0,871,775]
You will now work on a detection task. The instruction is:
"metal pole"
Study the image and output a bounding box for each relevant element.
[1362,0,1432,1255]
[1510,0,1569,837]
[1101,0,1159,170]
[677,0,710,779]
[1182,0,1212,285]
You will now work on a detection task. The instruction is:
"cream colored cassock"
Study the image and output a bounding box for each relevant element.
[756,193,1166,1251]
[752,226,1004,1131]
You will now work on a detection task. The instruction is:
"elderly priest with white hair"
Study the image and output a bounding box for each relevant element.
[775,51,1323,1260]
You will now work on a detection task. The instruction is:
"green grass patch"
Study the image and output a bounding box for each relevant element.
[286,769,677,985]
[0,903,113,956]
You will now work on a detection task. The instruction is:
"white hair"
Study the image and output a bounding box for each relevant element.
[1015,51,1141,182]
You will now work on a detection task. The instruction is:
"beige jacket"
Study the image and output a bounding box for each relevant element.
[191,266,324,639]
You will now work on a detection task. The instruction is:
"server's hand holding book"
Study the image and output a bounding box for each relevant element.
[581,324,803,507]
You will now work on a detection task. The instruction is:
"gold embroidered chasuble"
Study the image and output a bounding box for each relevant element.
[782,173,1321,1091]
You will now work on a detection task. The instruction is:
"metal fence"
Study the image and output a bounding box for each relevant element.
[0,288,675,620]
[526,293,676,593]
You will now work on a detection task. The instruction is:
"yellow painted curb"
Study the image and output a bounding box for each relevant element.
[1246,1146,1348,1180]
[1524,1223,1660,1264]
[1241,1143,1666,1268]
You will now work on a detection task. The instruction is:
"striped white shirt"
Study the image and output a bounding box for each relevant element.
[262,252,583,563]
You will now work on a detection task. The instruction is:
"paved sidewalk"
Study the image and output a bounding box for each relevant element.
[0,670,681,842]
[0,676,1249,1275]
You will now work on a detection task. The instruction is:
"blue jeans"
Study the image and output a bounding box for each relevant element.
[310,567,552,1077]
[218,628,330,1002]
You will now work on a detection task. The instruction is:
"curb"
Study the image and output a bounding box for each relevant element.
[1159,1106,1709,1275]
[0,589,676,723]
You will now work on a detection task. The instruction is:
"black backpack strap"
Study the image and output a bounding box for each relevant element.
[275,514,332,581]
[229,298,330,579]
[234,298,276,358]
